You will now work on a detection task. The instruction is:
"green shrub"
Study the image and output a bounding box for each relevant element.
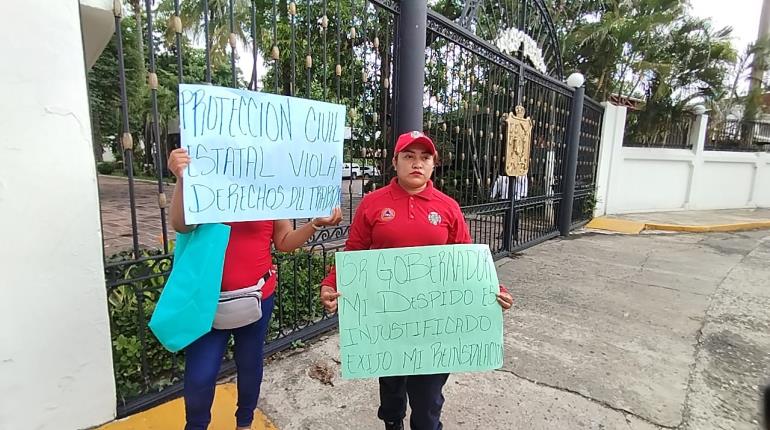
[581,191,598,219]
[143,165,158,178]
[269,250,334,340]
[97,162,115,175]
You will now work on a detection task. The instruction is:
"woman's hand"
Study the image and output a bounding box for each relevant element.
[167,148,196,232]
[497,289,514,311]
[312,207,343,228]
[168,148,191,178]
[273,208,344,252]
[320,285,341,313]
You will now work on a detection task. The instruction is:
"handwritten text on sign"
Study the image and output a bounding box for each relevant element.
[179,84,345,224]
[336,244,504,379]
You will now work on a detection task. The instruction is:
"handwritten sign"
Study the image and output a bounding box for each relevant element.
[336,244,504,379]
[179,84,345,224]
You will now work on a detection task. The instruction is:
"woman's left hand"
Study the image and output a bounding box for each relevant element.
[312,207,343,228]
[497,290,514,311]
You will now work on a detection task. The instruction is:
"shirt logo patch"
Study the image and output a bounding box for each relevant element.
[428,211,442,226]
[381,208,396,222]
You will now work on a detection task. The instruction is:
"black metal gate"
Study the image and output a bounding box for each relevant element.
[423,6,602,258]
[92,0,602,416]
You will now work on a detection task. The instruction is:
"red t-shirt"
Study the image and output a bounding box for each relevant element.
[321,179,508,294]
[221,221,277,298]
[321,178,473,290]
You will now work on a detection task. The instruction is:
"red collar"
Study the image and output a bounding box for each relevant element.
[387,177,435,201]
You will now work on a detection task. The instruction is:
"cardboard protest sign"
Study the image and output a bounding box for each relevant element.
[336,244,504,379]
[178,84,345,223]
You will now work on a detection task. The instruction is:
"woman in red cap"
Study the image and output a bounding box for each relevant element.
[320,130,514,430]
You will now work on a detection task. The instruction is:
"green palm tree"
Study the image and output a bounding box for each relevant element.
[155,0,262,86]
[566,0,684,100]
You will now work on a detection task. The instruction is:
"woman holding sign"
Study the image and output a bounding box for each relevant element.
[320,131,514,430]
[167,148,343,430]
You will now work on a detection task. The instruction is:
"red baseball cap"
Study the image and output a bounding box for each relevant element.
[394,131,436,155]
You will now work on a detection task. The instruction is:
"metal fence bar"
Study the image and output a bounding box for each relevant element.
[228,0,238,87]
[173,0,184,83]
[623,110,693,149]
[707,119,770,152]
[203,0,212,83]
[250,0,258,90]
[143,0,170,254]
[113,8,141,259]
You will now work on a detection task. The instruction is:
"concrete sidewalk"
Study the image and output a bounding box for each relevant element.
[258,230,770,429]
[588,208,770,234]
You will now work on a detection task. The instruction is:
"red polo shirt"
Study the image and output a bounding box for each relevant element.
[221,221,277,298]
[321,178,506,293]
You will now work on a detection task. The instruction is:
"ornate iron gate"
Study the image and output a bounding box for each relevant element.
[422,4,602,258]
[93,0,602,416]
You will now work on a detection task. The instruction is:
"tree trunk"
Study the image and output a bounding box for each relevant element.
[91,110,104,163]
[749,0,770,94]
[596,68,606,99]
[131,1,147,76]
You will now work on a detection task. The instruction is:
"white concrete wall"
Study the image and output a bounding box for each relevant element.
[595,104,770,216]
[0,1,116,429]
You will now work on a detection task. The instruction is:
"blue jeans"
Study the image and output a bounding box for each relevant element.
[184,295,275,430]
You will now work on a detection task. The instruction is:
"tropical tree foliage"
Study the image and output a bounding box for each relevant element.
[88,2,242,170]
[546,0,738,142]
[89,0,749,167]
[550,0,736,102]
[89,0,399,172]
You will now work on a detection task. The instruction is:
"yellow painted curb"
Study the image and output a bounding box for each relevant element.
[644,220,770,233]
[586,217,646,234]
[587,217,770,234]
[100,384,278,430]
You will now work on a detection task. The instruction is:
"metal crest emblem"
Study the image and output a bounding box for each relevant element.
[503,105,533,176]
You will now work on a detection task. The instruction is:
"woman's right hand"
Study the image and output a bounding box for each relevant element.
[168,148,191,178]
[320,285,341,313]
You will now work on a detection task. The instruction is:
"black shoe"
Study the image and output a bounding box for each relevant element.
[384,420,404,430]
